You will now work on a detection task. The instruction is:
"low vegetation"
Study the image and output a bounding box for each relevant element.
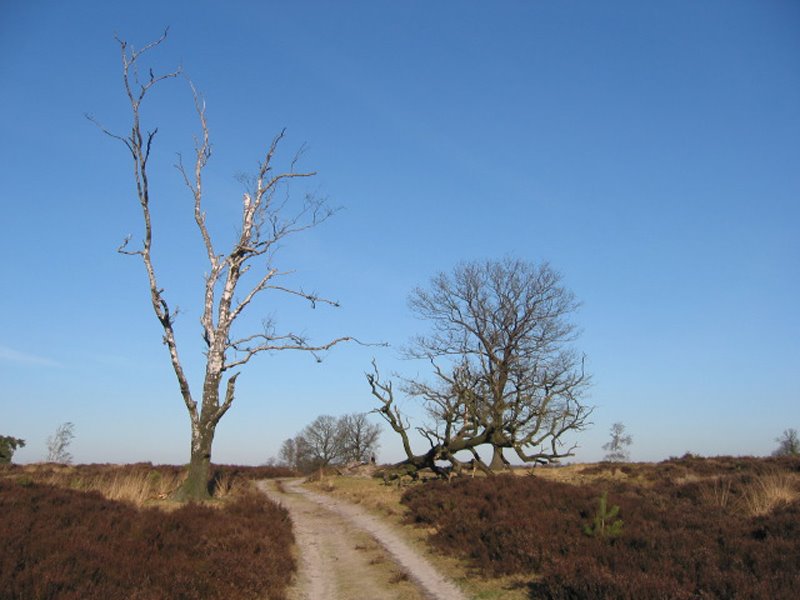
[6,456,798,599]
[0,462,295,506]
[400,456,800,599]
[0,463,296,600]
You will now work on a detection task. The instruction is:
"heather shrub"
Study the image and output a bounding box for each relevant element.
[0,479,294,600]
[401,463,800,599]
[402,475,603,575]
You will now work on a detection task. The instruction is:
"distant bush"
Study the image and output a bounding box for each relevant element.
[0,479,294,600]
[401,460,800,599]
[0,436,25,464]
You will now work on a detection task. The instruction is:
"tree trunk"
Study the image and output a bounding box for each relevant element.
[489,446,508,471]
[173,421,215,501]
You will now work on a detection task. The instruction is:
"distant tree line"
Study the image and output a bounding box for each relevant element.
[278,413,381,472]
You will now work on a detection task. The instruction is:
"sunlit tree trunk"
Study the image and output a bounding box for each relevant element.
[489,446,507,471]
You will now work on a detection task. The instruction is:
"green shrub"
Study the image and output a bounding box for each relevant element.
[0,436,25,464]
[583,492,623,539]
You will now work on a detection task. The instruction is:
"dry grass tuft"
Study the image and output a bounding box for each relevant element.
[740,472,799,516]
[389,569,410,584]
[3,463,186,506]
[1,463,291,507]
[212,470,253,499]
[702,476,735,509]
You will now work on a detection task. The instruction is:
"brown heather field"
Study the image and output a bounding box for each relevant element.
[3,456,799,600]
[0,463,296,600]
[310,455,800,600]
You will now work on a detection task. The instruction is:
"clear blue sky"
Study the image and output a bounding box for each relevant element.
[1,1,798,465]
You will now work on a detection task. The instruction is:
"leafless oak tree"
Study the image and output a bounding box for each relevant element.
[299,415,344,468]
[91,31,354,500]
[369,258,592,479]
[339,412,381,463]
[279,413,380,472]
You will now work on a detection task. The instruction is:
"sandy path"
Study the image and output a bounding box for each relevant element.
[258,479,468,600]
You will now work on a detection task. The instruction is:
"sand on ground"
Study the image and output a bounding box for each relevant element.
[257,478,468,600]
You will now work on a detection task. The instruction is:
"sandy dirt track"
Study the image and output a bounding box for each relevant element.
[258,479,468,600]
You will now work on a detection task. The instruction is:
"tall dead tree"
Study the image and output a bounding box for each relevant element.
[91,31,352,500]
[369,258,592,479]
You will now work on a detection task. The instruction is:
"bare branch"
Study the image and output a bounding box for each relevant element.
[367,361,416,461]
[227,268,280,322]
[263,285,340,309]
[117,235,143,256]
[225,335,373,371]
[178,77,216,268]
[85,114,134,155]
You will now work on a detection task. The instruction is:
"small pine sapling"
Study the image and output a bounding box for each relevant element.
[584,491,623,539]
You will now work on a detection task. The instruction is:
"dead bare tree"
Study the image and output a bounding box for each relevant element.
[369,258,592,480]
[90,30,354,500]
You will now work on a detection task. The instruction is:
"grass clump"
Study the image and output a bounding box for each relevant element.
[0,462,297,506]
[740,472,797,516]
